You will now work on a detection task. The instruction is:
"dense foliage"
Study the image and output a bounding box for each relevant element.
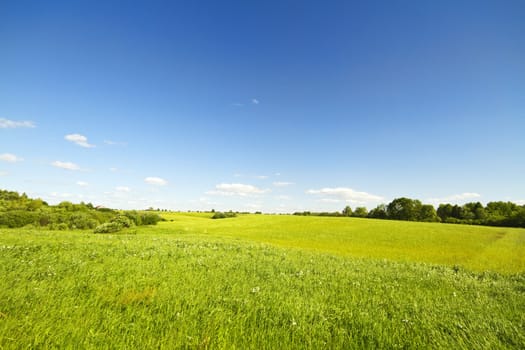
[0,189,162,231]
[368,198,525,228]
[295,196,525,228]
[211,211,237,219]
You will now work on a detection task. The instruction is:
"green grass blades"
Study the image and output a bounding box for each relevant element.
[157,213,525,274]
[0,215,524,349]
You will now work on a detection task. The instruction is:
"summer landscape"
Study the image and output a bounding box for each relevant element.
[1,1,524,349]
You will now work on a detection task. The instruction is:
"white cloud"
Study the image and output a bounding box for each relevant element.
[252,98,259,105]
[515,200,525,205]
[144,177,167,186]
[109,167,118,172]
[51,161,80,171]
[190,197,219,206]
[0,118,35,129]
[0,153,23,163]
[207,183,269,197]
[0,171,8,176]
[320,198,342,203]
[115,186,131,192]
[307,187,384,204]
[273,181,294,187]
[427,193,481,204]
[245,203,262,209]
[104,140,127,146]
[255,175,268,179]
[76,181,89,187]
[65,134,95,148]
[275,195,291,200]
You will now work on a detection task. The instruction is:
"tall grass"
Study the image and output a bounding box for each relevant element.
[0,215,524,348]
[158,213,525,273]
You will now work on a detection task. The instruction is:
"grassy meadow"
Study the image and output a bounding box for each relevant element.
[1,213,524,349]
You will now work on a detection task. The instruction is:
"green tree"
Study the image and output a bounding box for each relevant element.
[437,204,453,222]
[509,207,525,227]
[353,207,368,218]
[387,198,422,221]
[58,201,74,211]
[419,204,439,222]
[462,202,486,221]
[368,204,388,219]
[342,206,353,217]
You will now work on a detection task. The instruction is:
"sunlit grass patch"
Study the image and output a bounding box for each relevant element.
[1,216,524,348]
[156,213,525,273]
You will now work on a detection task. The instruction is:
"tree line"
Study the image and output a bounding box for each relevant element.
[0,189,162,232]
[2,189,524,229]
[295,197,525,228]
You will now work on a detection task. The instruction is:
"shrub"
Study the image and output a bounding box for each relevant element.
[141,213,161,225]
[69,213,99,229]
[0,210,38,228]
[212,211,237,219]
[94,222,122,234]
[38,214,51,227]
[110,215,134,228]
[56,223,69,231]
[124,211,142,226]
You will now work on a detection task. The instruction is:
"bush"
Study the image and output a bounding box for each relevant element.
[110,215,134,228]
[69,213,99,229]
[94,222,122,234]
[56,223,69,231]
[38,214,51,227]
[0,210,38,228]
[212,211,237,219]
[124,211,142,226]
[141,213,161,225]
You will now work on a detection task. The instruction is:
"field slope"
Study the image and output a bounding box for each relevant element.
[157,213,525,273]
[1,214,524,349]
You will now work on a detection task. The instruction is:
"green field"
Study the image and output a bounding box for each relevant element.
[1,214,524,349]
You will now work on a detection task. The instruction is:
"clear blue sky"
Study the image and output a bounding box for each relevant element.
[1,0,524,212]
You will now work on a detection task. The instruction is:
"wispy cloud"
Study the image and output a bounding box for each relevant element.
[0,118,35,129]
[232,99,260,107]
[76,181,89,187]
[427,192,481,204]
[115,186,131,192]
[245,202,262,209]
[307,187,384,204]
[275,195,291,200]
[207,183,269,197]
[104,140,127,146]
[51,161,80,171]
[515,199,525,205]
[0,153,23,163]
[144,177,167,186]
[0,171,8,176]
[273,181,294,187]
[255,175,268,180]
[319,198,341,203]
[65,134,95,148]
[190,197,219,206]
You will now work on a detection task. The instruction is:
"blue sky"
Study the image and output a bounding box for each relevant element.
[1,0,524,212]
